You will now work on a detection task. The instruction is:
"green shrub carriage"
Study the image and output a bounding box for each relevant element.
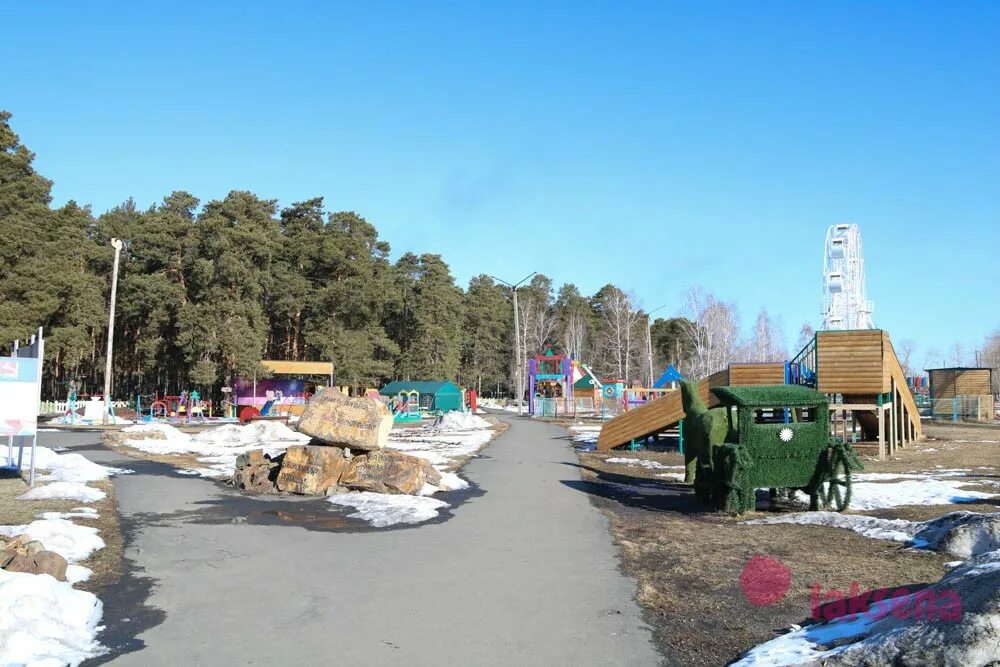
[694,384,862,514]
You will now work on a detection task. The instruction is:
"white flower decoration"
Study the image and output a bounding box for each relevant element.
[779,427,794,442]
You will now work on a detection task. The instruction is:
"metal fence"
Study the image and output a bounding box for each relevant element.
[931,395,997,422]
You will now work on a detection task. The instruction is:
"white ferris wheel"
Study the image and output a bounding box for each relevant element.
[822,224,875,330]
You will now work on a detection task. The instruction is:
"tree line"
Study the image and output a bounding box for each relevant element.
[2,110,815,404]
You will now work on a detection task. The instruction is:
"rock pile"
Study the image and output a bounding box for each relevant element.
[0,535,69,581]
[232,449,282,494]
[231,390,439,498]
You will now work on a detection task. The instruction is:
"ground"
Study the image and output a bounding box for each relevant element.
[570,420,1000,666]
[0,458,123,592]
[24,415,659,666]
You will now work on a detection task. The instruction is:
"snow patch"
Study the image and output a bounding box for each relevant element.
[18,482,106,503]
[605,457,682,471]
[327,492,449,527]
[851,479,995,510]
[0,569,105,666]
[435,411,491,431]
[0,519,105,563]
[745,512,919,545]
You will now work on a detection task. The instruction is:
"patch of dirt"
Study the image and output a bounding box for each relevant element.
[103,440,207,472]
[572,421,1000,666]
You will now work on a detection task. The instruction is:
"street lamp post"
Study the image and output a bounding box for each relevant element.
[103,238,124,425]
[489,272,536,416]
[646,305,667,388]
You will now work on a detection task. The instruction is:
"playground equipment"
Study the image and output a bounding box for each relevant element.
[379,381,464,414]
[390,389,422,423]
[528,350,573,415]
[694,385,861,514]
[597,330,922,462]
[822,224,875,330]
[235,360,333,422]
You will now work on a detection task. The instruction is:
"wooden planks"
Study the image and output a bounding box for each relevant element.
[816,330,887,394]
[728,363,785,386]
[929,369,958,398]
[956,370,992,396]
[596,389,684,451]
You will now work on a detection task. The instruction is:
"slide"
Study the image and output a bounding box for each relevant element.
[596,379,714,451]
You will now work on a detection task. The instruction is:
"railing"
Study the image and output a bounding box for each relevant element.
[788,335,817,387]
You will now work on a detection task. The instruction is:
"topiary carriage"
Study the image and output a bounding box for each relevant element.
[692,384,862,514]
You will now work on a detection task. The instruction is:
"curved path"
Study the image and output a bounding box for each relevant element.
[52,415,660,666]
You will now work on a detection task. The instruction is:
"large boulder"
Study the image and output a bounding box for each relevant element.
[296,390,392,451]
[276,445,350,495]
[340,450,442,495]
[818,549,1000,666]
[916,512,1000,559]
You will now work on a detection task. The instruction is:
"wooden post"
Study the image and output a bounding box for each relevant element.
[878,403,885,460]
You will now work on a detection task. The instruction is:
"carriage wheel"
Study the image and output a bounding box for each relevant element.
[822,447,852,511]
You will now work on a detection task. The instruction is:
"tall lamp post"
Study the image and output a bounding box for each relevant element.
[489,272,536,416]
[103,238,124,425]
[645,305,667,388]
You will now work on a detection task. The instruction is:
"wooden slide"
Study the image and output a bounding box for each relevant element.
[596,379,716,451]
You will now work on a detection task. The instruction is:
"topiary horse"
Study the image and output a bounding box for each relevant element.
[679,381,732,505]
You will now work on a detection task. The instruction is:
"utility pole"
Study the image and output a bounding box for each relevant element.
[490,272,536,416]
[103,238,124,425]
[646,305,666,388]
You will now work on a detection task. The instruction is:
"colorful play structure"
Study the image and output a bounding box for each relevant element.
[378,380,464,419]
[597,329,923,461]
[233,360,333,423]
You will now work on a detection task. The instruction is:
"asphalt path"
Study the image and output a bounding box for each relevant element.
[47,414,660,666]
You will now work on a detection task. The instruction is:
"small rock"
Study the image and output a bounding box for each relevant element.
[2,550,68,581]
[24,540,45,557]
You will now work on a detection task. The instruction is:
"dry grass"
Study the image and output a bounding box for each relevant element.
[0,473,123,594]
[574,421,1000,666]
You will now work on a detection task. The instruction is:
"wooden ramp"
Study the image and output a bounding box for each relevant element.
[596,379,717,452]
[595,367,781,451]
[596,389,685,451]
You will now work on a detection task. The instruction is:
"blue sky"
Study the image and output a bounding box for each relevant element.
[3,2,998,366]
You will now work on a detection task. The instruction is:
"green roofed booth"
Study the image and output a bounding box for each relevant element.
[379,380,464,413]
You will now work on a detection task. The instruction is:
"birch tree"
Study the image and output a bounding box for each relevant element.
[679,287,740,378]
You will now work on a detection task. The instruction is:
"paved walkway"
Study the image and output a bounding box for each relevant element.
[54,415,660,666]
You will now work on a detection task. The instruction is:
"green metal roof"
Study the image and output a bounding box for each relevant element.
[379,380,462,395]
[711,384,827,407]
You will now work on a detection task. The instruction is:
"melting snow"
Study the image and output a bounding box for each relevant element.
[0,569,105,666]
[0,519,105,563]
[122,421,309,477]
[850,479,995,510]
[605,457,682,471]
[18,482,106,503]
[327,492,449,527]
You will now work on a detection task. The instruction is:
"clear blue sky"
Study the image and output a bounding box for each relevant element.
[4,2,998,367]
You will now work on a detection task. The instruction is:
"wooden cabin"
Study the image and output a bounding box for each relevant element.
[927,367,994,422]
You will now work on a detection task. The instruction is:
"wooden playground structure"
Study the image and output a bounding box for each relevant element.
[597,330,923,460]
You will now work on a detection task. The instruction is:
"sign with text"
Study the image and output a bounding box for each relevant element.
[0,357,39,436]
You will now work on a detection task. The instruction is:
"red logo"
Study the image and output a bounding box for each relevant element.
[740,555,792,606]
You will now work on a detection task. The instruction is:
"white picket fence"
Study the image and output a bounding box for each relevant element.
[39,399,129,415]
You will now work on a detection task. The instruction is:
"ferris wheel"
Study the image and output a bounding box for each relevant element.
[822,224,875,330]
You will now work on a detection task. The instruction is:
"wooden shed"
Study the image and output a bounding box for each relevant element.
[927,367,994,422]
